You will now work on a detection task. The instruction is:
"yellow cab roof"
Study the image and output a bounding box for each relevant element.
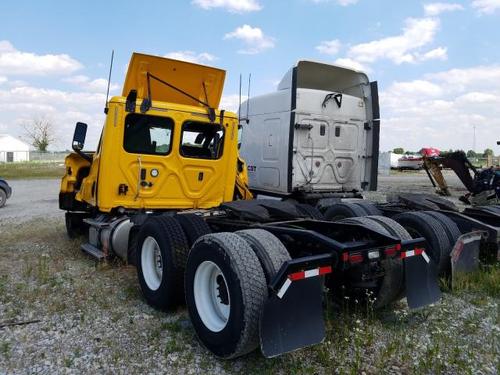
[123,53,226,109]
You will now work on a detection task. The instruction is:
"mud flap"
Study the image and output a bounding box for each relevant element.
[451,231,483,286]
[260,277,325,358]
[404,252,441,309]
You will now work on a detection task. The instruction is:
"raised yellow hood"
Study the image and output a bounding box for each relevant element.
[122,53,226,109]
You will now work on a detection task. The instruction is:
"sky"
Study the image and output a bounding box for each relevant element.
[0,0,499,152]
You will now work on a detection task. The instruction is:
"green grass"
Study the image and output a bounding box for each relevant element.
[0,161,65,179]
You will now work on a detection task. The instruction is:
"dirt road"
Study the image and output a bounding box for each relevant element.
[0,179,61,226]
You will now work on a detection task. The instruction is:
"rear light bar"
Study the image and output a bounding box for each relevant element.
[342,252,364,264]
[384,243,401,257]
[277,266,332,299]
[400,247,430,263]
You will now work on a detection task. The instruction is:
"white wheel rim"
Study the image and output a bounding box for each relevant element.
[193,261,230,332]
[141,236,163,291]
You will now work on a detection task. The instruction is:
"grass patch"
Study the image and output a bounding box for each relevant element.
[452,264,500,297]
[0,161,65,179]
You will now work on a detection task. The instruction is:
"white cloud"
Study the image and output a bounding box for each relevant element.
[471,0,500,14]
[63,75,119,93]
[334,58,371,72]
[164,50,217,64]
[309,0,359,5]
[346,17,441,65]
[0,84,106,150]
[220,94,248,112]
[380,65,500,152]
[0,76,7,85]
[192,0,261,13]
[423,2,464,16]
[316,40,342,55]
[416,47,448,61]
[224,25,275,54]
[0,40,82,76]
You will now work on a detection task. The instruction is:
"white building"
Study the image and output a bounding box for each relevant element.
[0,134,30,162]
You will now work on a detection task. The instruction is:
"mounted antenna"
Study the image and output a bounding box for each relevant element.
[104,50,114,114]
[238,74,242,125]
[246,73,252,124]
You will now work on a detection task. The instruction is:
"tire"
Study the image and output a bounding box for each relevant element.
[0,188,6,208]
[174,213,212,248]
[185,233,267,359]
[236,229,291,284]
[352,202,382,216]
[295,203,325,220]
[367,216,412,240]
[422,211,461,247]
[339,216,404,308]
[392,211,451,274]
[324,203,366,221]
[136,216,189,310]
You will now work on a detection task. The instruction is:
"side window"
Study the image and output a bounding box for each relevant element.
[180,121,224,159]
[124,114,173,155]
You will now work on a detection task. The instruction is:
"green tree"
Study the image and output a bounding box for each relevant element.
[22,117,56,152]
[483,148,494,157]
[393,147,404,154]
[466,150,476,158]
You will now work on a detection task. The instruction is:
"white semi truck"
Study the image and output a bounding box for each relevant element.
[240,60,379,201]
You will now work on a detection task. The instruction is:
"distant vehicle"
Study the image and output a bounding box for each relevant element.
[0,178,12,208]
[397,154,423,170]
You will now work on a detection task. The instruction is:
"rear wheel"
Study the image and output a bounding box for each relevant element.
[352,202,382,216]
[295,203,324,220]
[393,211,451,274]
[174,213,212,248]
[324,202,366,221]
[185,233,267,359]
[422,211,461,246]
[136,216,189,310]
[236,229,291,284]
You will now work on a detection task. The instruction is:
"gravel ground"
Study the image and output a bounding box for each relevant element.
[0,173,498,374]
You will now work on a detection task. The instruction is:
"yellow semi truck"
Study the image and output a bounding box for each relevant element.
[59,53,447,359]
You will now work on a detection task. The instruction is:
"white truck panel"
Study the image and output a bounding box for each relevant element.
[240,60,379,197]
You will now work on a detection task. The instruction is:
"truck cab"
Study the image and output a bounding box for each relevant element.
[60,53,242,214]
[239,60,380,199]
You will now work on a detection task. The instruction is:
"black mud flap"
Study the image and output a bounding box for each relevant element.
[451,231,484,285]
[404,252,441,309]
[260,277,325,358]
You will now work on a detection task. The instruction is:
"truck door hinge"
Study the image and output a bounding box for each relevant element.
[364,122,372,130]
[126,89,137,113]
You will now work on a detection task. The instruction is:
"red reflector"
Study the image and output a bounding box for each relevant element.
[385,246,397,256]
[318,266,332,275]
[415,247,424,255]
[342,252,349,262]
[288,271,305,281]
[349,253,363,264]
[395,244,402,251]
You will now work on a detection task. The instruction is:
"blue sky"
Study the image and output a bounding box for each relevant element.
[0,0,499,152]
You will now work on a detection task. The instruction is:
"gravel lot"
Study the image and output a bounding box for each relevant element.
[0,172,498,374]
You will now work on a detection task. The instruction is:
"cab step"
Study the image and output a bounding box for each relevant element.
[81,243,106,260]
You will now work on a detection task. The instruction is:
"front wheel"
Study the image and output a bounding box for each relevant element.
[136,216,189,310]
[0,188,6,208]
[185,233,267,359]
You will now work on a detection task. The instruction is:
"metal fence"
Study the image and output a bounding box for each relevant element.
[29,151,68,162]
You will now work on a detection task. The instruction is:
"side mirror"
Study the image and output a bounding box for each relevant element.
[72,122,87,151]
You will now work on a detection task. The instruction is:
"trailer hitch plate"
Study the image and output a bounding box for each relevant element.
[260,277,325,358]
[403,251,441,309]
